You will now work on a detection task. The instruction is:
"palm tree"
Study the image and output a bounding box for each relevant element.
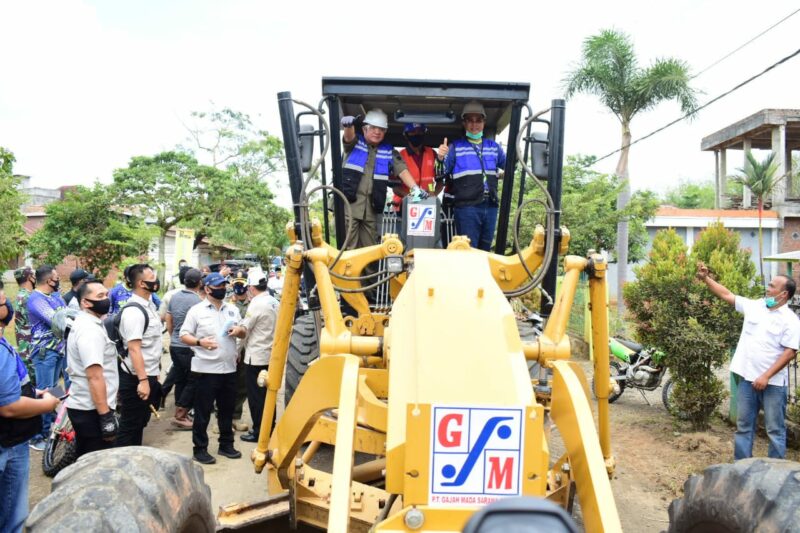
[733,152,783,284]
[563,29,698,311]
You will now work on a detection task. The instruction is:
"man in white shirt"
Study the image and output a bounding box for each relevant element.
[180,272,245,464]
[230,268,279,443]
[65,281,119,456]
[267,268,284,299]
[115,264,163,447]
[697,262,800,459]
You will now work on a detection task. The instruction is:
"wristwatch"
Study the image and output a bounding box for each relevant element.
[196,338,201,347]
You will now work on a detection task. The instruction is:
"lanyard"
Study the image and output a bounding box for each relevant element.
[470,141,489,187]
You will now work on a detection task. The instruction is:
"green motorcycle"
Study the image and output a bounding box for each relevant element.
[597,338,678,414]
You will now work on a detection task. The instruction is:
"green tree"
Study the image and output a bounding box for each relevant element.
[0,148,27,267]
[663,180,715,209]
[201,175,292,261]
[112,152,226,283]
[732,152,783,284]
[563,29,698,310]
[180,107,291,256]
[510,155,658,261]
[28,183,154,277]
[182,107,284,184]
[624,223,760,428]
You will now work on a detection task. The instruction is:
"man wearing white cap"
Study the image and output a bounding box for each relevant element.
[340,108,425,248]
[227,268,279,443]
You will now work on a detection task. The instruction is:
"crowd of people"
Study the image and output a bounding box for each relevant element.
[0,260,281,531]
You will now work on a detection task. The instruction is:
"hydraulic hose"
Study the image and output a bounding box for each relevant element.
[503,106,559,298]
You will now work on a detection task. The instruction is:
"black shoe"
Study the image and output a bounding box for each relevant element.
[218,445,242,459]
[193,450,216,464]
[240,431,258,443]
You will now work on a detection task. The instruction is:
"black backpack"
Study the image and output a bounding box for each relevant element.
[103,302,149,357]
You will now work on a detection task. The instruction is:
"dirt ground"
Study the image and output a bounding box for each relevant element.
[26,352,799,532]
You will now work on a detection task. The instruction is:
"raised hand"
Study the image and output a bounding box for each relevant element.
[341,115,361,129]
[437,137,449,161]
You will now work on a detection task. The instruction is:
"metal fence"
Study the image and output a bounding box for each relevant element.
[566,273,589,339]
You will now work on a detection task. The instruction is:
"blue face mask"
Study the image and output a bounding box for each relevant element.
[766,296,781,308]
[466,130,483,140]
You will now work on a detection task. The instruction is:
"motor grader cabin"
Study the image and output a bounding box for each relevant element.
[30,78,796,533]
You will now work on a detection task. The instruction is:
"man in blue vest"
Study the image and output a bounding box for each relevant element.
[437,100,506,251]
[340,108,427,249]
[1,297,59,532]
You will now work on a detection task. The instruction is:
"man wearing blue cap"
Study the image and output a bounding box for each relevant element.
[390,123,442,213]
[180,272,245,464]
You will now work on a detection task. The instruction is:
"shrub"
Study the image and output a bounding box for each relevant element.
[624,223,761,429]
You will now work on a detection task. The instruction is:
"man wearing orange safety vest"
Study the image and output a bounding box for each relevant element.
[391,123,443,212]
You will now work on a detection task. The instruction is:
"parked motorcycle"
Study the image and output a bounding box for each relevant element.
[594,337,678,414]
[42,396,76,477]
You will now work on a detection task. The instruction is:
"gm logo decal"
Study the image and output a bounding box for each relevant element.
[430,406,524,506]
[407,204,436,236]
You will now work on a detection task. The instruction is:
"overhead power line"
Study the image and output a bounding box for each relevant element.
[589,46,800,167]
[691,7,800,80]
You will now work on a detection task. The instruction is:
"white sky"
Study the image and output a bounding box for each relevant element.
[2,0,799,209]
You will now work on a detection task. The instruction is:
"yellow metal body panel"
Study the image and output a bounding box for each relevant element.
[243,227,623,532]
[551,360,622,533]
[267,355,360,481]
[377,507,474,532]
[329,352,360,532]
[384,249,533,495]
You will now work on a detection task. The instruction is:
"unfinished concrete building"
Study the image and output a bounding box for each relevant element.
[702,109,800,272]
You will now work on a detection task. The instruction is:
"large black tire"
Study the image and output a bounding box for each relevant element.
[27,447,215,533]
[592,360,626,404]
[668,458,800,532]
[41,422,77,477]
[284,313,320,408]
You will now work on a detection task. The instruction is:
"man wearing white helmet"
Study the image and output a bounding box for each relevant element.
[340,109,426,248]
[437,100,506,251]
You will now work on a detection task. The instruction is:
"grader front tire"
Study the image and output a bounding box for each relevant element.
[284,313,320,408]
[27,447,215,533]
[668,458,800,532]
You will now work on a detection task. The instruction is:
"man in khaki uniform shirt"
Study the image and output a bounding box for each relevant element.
[340,108,423,249]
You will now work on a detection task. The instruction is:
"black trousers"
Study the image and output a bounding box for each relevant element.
[168,346,194,408]
[67,408,113,457]
[192,371,236,453]
[115,369,161,447]
[244,363,273,435]
[233,358,247,420]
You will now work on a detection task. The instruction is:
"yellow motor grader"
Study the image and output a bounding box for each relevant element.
[215,78,622,532]
[28,78,796,533]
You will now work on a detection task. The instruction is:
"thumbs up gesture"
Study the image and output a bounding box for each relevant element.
[437,137,449,161]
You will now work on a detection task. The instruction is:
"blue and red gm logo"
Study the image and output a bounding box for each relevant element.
[407,204,435,236]
[429,406,524,506]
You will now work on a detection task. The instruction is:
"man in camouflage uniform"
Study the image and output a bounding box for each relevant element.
[13,268,35,383]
